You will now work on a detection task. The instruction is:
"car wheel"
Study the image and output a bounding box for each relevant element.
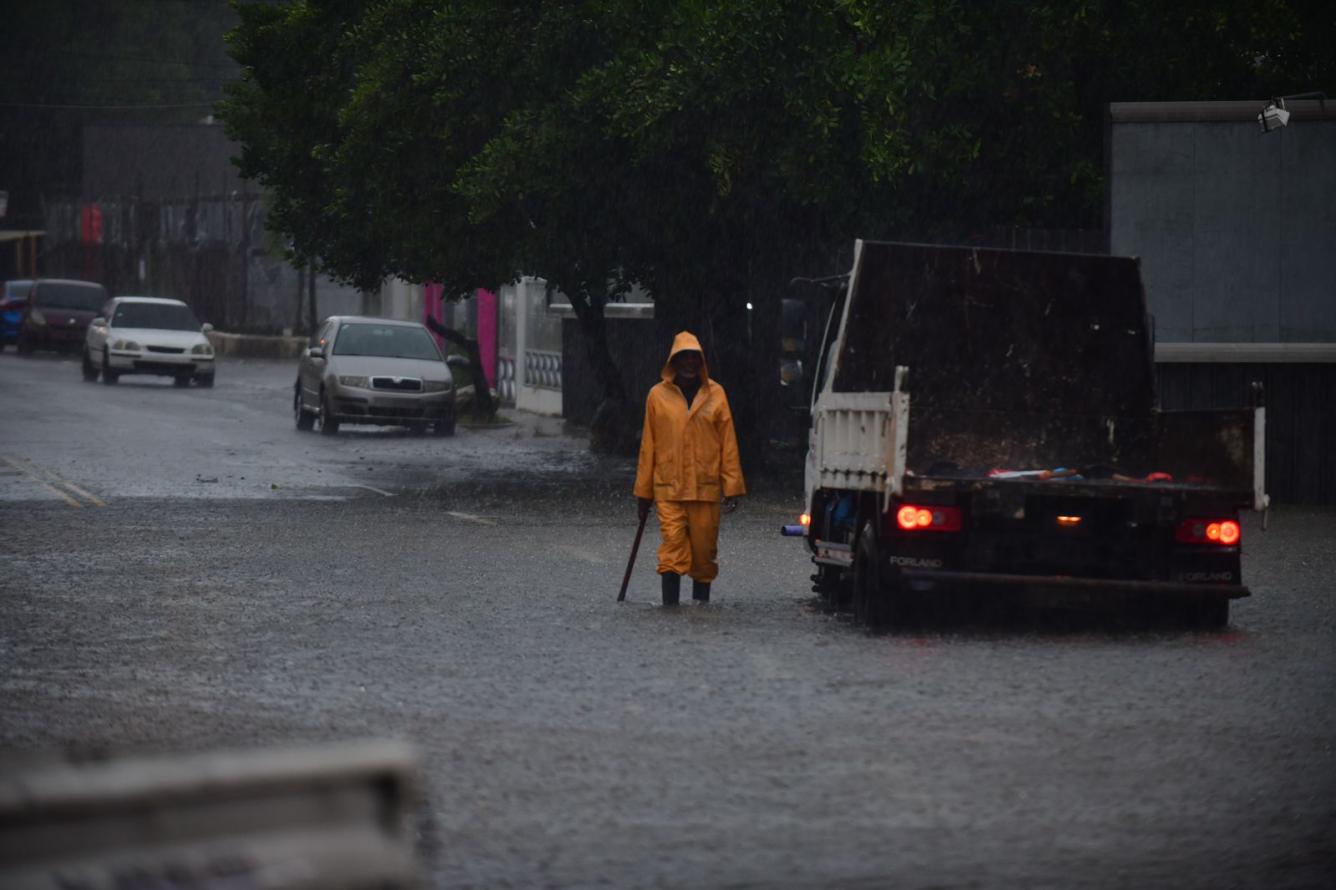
[81,349,100,382]
[173,373,192,387]
[197,373,215,388]
[101,348,119,384]
[16,334,33,355]
[433,414,456,437]
[319,389,340,435]
[294,385,315,431]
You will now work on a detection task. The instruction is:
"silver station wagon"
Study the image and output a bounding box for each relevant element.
[295,316,456,436]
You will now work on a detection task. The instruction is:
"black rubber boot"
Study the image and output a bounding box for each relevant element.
[661,572,681,606]
[692,580,711,603]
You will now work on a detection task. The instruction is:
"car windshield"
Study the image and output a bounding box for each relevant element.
[333,324,441,360]
[113,302,201,331]
[4,281,32,300]
[39,283,106,311]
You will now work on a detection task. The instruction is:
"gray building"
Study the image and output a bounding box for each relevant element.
[1109,99,1336,504]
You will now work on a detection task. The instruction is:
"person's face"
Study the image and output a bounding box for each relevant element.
[671,350,702,382]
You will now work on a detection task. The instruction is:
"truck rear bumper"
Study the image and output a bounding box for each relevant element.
[900,568,1249,600]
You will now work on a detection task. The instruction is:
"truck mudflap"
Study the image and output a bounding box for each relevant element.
[898,568,1250,600]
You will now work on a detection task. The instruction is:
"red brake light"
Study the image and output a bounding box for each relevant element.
[894,504,962,532]
[1176,518,1241,546]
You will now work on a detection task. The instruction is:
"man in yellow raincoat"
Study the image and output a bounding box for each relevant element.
[633,331,746,605]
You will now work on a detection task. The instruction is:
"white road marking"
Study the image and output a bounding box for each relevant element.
[445,510,497,525]
[350,483,395,497]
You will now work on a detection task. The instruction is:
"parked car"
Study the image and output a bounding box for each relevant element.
[295,316,456,436]
[83,296,216,387]
[0,279,31,351]
[16,278,107,354]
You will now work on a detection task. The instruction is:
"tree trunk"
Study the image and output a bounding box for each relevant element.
[306,263,317,332]
[423,314,496,419]
[565,289,637,455]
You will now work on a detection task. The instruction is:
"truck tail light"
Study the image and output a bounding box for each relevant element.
[894,504,962,532]
[1175,518,1241,546]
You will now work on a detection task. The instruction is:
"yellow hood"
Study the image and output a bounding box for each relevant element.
[660,330,711,383]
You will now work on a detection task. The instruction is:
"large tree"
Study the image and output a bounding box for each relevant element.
[220,0,1332,459]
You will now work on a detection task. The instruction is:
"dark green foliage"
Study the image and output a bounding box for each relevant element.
[218,0,1333,457]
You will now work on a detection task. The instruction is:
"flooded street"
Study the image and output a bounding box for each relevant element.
[2,353,1334,888]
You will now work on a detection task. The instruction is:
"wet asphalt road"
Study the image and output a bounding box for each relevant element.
[1,350,1334,889]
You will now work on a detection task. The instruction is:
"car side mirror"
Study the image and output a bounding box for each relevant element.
[92,317,106,327]
[306,345,326,359]
[201,322,214,333]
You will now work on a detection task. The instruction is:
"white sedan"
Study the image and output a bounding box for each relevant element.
[83,296,216,387]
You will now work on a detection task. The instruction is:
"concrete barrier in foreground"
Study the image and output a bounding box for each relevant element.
[208,331,308,359]
[0,739,420,889]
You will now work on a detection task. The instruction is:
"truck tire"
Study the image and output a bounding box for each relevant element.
[1187,597,1229,630]
[811,564,847,609]
[852,523,892,629]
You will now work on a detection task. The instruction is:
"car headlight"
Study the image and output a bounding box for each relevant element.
[337,375,370,388]
[29,309,46,326]
[191,343,214,355]
[111,339,142,351]
[423,380,453,393]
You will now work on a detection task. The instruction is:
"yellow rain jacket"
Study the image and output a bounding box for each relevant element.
[633,331,746,503]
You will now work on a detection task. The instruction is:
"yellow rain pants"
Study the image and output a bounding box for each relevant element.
[655,499,722,582]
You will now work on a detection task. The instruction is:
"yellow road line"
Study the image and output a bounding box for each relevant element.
[52,478,107,507]
[2,457,83,508]
[4,456,106,507]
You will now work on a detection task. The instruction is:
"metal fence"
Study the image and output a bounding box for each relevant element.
[41,195,358,334]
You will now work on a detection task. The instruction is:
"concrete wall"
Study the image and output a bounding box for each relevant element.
[1109,101,1336,343]
[1109,100,1336,505]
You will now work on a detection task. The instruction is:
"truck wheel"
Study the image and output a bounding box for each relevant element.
[1189,597,1229,630]
[811,564,846,609]
[852,524,891,629]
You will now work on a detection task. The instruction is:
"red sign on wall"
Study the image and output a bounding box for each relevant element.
[80,204,103,244]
